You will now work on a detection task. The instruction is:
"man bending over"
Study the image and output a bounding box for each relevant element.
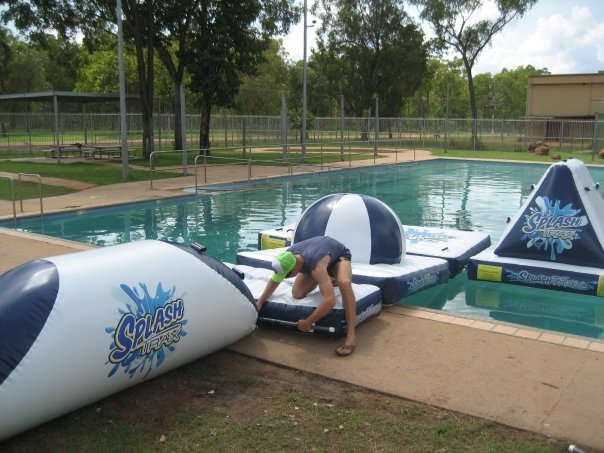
[256,235,357,357]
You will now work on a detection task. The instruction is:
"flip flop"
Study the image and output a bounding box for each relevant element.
[335,344,356,357]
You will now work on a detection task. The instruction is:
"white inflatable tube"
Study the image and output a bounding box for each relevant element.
[0,240,258,441]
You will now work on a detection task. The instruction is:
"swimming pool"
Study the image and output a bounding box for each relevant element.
[6,159,604,339]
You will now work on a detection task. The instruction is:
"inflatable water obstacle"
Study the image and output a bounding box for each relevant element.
[468,159,604,296]
[257,203,490,278]
[237,193,487,305]
[228,264,383,337]
[0,240,258,441]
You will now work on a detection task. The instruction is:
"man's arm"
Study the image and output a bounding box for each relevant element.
[256,279,280,312]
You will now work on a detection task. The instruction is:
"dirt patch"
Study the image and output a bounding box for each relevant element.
[111,351,566,451]
[1,350,570,451]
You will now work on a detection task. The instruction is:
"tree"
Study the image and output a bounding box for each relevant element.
[412,0,537,140]
[237,39,290,115]
[32,34,87,92]
[314,0,428,118]
[185,0,298,154]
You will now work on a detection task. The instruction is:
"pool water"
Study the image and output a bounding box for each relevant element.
[7,159,604,339]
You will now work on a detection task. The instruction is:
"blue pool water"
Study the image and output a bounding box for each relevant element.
[5,159,604,339]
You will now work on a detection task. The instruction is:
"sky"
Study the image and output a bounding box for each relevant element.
[280,0,604,75]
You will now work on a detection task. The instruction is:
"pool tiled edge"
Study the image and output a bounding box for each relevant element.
[387,305,604,353]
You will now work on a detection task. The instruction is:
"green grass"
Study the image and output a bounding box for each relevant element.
[146,148,376,168]
[0,179,75,200]
[428,148,603,165]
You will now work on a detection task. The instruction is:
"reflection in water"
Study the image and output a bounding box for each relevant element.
[9,160,604,339]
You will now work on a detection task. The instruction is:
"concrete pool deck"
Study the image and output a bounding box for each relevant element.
[1,152,603,451]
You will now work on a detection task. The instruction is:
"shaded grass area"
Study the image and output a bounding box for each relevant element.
[0,179,74,200]
[0,161,178,185]
[146,148,376,168]
[1,351,568,452]
[0,161,182,200]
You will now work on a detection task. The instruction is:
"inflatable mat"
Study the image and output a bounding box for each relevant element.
[236,248,448,305]
[229,264,383,337]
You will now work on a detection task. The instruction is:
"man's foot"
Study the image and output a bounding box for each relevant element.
[335,344,356,357]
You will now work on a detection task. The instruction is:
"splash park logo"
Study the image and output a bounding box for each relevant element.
[521,196,587,261]
[406,228,455,244]
[106,282,187,379]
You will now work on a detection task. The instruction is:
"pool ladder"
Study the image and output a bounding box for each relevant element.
[0,173,44,227]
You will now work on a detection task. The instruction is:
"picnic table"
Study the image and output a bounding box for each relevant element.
[44,143,87,158]
[44,144,135,160]
[82,145,127,160]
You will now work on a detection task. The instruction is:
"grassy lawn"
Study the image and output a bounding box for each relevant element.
[0,180,75,200]
[0,160,182,200]
[428,148,603,165]
[145,148,376,168]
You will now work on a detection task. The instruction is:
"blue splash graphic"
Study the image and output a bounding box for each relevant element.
[406,228,455,244]
[105,282,188,379]
[521,196,587,261]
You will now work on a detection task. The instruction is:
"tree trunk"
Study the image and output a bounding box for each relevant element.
[130,0,155,160]
[156,45,185,151]
[172,83,184,151]
[463,57,478,149]
[199,103,212,156]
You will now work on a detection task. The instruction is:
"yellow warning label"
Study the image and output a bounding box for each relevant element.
[260,235,288,250]
[477,264,503,282]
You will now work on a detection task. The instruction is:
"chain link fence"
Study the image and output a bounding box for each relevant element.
[1,112,602,158]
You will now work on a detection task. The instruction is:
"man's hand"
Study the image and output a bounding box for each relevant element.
[297,318,313,332]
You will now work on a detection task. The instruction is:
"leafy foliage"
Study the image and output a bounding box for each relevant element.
[314,0,428,117]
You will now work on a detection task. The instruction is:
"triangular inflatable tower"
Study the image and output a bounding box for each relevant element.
[468,159,604,296]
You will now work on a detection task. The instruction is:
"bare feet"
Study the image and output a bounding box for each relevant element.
[335,344,356,357]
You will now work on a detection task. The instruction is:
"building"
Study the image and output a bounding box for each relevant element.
[527,72,604,118]
[526,73,604,145]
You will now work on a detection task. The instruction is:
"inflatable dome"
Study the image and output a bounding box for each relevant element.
[293,193,406,264]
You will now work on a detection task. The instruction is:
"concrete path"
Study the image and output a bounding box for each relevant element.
[1,151,603,451]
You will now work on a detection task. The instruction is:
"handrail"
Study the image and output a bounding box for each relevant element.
[149,149,188,189]
[194,155,297,193]
[150,141,399,193]
[17,173,44,222]
[0,175,17,227]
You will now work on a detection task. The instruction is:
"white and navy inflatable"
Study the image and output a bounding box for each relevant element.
[229,264,382,337]
[0,240,258,441]
[259,224,490,278]
[468,159,604,296]
[404,226,490,277]
[292,193,406,264]
[239,193,450,304]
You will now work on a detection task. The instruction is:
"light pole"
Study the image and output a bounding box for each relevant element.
[301,0,315,161]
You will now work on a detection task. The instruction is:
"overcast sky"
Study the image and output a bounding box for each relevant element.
[281,0,604,75]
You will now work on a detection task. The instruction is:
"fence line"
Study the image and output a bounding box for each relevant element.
[1,112,603,156]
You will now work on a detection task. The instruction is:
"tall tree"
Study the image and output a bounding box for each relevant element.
[314,0,428,118]
[412,0,537,139]
[185,0,298,154]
